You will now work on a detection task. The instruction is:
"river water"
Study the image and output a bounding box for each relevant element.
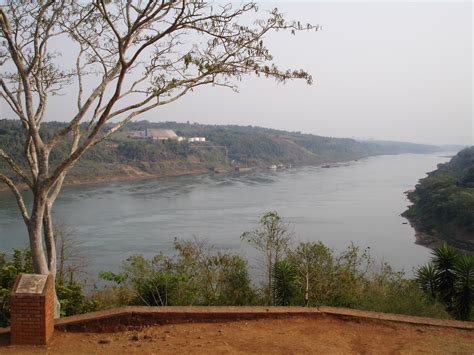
[0,153,453,278]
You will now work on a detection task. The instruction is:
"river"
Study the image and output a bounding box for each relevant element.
[0,153,453,278]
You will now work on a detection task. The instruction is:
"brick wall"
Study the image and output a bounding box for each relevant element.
[10,274,54,345]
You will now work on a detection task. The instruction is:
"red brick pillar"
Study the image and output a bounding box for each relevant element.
[10,274,55,345]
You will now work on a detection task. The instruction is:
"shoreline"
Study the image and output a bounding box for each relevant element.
[402,205,474,254]
[0,155,372,194]
[403,216,443,249]
[0,167,213,194]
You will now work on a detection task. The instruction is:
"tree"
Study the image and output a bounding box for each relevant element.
[287,242,335,307]
[99,238,255,306]
[54,221,87,285]
[241,211,292,304]
[0,1,317,315]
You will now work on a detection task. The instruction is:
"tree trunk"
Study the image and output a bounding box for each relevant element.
[27,191,61,318]
[305,270,309,307]
[268,245,273,306]
[43,202,61,318]
[43,203,57,278]
[28,192,49,274]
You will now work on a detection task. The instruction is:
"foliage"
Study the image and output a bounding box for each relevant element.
[416,264,437,298]
[0,249,33,327]
[287,242,336,307]
[275,242,449,318]
[272,260,296,306]
[403,147,474,250]
[452,255,474,320]
[96,232,450,321]
[0,214,464,325]
[99,239,256,307]
[0,248,96,325]
[241,211,292,305]
[416,244,474,320]
[56,280,98,317]
[0,235,455,326]
[432,243,458,306]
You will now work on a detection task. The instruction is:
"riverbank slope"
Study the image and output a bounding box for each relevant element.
[0,120,453,193]
[402,147,474,251]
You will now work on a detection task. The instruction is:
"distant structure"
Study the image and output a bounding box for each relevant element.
[130,129,205,143]
[145,128,180,140]
[187,137,206,143]
[130,128,182,141]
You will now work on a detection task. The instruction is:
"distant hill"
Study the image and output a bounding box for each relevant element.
[360,139,465,154]
[0,119,458,188]
[403,147,474,251]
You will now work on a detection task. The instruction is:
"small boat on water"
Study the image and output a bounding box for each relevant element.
[322,164,331,168]
[268,164,291,170]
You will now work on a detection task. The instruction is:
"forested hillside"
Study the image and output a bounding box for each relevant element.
[0,119,446,188]
[403,147,474,251]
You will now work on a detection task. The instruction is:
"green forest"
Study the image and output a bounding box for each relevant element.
[0,119,445,188]
[403,147,474,251]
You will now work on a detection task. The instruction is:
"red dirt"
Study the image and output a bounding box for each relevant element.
[1,315,473,354]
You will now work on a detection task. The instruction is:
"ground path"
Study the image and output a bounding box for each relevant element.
[1,316,473,354]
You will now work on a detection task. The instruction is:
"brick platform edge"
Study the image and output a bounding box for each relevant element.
[46,306,474,333]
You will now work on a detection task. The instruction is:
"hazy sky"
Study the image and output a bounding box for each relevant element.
[1,1,472,145]
[153,0,471,146]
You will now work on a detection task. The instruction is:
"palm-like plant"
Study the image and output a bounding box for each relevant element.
[452,255,474,320]
[416,263,437,299]
[416,243,473,321]
[431,243,459,307]
[273,260,296,306]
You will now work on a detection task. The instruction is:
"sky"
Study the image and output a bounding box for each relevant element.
[1,1,472,145]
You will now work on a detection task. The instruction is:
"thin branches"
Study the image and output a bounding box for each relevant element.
[0,172,30,224]
[0,0,317,280]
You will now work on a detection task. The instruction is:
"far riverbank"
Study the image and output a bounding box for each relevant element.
[0,155,372,194]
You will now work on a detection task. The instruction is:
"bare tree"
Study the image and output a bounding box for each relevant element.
[54,221,87,285]
[0,0,317,316]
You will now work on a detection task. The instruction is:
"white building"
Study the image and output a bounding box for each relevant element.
[187,137,206,143]
[130,129,181,140]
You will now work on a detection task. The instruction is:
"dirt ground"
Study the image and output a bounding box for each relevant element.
[1,316,473,354]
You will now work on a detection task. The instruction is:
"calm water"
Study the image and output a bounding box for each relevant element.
[0,153,452,278]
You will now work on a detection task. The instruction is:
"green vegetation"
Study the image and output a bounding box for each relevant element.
[240,211,292,305]
[2,212,471,327]
[416,244,474,320]
[98,239,256,308]
[0,119,445,188]
[0,249,96,326]
[403,147,474,250]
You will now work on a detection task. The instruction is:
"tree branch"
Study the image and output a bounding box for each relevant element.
[0,172,30,224]
[0,149,32,187]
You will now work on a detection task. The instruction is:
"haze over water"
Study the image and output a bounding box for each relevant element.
[0,153,453,278]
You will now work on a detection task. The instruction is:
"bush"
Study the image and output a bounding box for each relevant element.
[99,239,256,307]
[56,280,98,317]
[0,248,96,325]
[0,249,34,327]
